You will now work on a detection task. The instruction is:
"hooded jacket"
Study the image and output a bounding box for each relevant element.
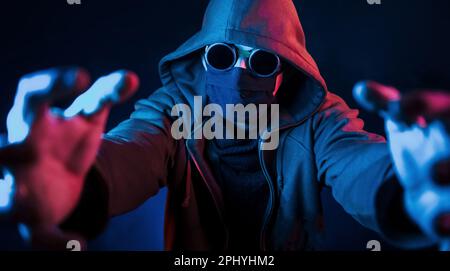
[77,0,427,250]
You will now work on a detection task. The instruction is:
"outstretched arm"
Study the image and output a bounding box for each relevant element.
[312,92,431,249]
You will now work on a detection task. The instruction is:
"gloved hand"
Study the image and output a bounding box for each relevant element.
[0,67,139,250]
[353,81,450,250]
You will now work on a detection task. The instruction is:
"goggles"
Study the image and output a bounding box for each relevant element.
[204,43,281,78]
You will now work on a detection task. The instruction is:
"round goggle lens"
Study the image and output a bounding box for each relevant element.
[249,50,280,77]
[206,44,236,70]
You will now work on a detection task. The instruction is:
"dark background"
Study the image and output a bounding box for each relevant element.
[1,0,449,250]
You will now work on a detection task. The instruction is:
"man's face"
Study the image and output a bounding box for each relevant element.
[202,43,284,96]
[201,43,282,140]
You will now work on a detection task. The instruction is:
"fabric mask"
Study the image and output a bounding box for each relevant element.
[205,67,277,109]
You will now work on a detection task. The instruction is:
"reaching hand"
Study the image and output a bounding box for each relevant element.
[354,81,450,249]
[0,67,139,249]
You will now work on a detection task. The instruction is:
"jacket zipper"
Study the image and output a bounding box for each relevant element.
[257,103,326,250]
[258,132,276,251]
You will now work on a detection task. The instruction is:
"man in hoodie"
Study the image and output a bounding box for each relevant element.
[0,0,449,250]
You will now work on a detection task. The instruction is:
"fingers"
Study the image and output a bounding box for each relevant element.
[353,81,401,115]
[7,68,91,144]
[354,81,450,127]
[400,91,450,127]
[84,71,139,126]
[119,70,140,103]
[5,68,138,149]
[20,67,91,114]
[71,68,92,94]
[63,70,139,118]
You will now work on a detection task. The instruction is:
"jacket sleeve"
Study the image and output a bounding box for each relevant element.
[95,87,180,216]
[61,87,180,238]
[312,92,431,248]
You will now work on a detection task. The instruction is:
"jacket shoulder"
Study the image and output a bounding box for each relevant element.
[131,83,187,120]
[317,91,353,113]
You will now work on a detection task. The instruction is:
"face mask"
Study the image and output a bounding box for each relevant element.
[205,67,278,109]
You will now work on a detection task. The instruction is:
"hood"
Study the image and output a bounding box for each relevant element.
[159,0,328,126]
